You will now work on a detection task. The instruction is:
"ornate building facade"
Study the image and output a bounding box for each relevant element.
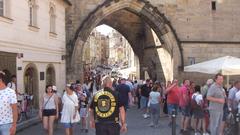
[0,0,70,107]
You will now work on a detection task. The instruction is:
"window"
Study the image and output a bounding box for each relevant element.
[212,1,216,11]
[49,7,56,33]
[29,0,37,27]
[0,0,4,16]
[0,0,11,18]
[188,57,195,65]
[29,6,33,25]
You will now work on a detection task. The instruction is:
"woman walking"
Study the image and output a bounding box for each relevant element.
[149,85,161,127]
[39,85,59,135]
[61,84,80,135]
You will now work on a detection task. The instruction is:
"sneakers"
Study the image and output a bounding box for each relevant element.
[194,132,200,135]
[80,129,88,133]
[143,113,150,119]
[148,123,154,127]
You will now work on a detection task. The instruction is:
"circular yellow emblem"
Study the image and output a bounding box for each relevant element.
[94,91,116,118]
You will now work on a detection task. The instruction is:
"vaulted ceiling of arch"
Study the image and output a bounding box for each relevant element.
[99,9,147,57]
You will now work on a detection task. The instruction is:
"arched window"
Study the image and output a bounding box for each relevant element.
[46,65,56,85]
[0,0,4,16]
[28,0,38,26]
[49,6,56,33]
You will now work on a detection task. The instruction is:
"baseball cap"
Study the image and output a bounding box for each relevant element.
[154,80,160,84]
[52,85,57,91]
[76,83,81,86]
[66,84,71,87]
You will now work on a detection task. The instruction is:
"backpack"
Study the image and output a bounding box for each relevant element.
[191,94,200,109]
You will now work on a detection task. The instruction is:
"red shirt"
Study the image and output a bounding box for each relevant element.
[167,86,180,104]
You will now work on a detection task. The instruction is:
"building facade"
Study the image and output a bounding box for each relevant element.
[82,28,110,80]
[83,29,109,69]
[109,29,140,79]
[0,0,70,107]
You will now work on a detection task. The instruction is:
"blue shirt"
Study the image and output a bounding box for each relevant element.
[116,84,130,106]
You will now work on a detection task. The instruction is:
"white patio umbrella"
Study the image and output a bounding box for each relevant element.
[184,56,240,89]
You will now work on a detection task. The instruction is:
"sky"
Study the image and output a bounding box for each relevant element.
[96,24,113,36]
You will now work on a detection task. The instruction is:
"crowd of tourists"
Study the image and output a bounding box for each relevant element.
[130,73,240,135]
[1,69,240,135]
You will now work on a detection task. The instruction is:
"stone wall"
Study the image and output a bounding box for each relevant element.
[181,43,240,85]
[149,0,240,42]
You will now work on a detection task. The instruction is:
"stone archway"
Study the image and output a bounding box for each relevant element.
[46,64,56,85]
[68,0,183,81]
[24,63,39,108]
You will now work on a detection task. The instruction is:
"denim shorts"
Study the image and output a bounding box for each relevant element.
[0,123,12,135]
[62,123,76,128]
[181,106,191,117]
[80,108,87,118]
[140,96,148,109]
[167,104,178,115]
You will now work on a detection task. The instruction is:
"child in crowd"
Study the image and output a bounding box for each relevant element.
[191,85,207,135]
[76,84,89,133]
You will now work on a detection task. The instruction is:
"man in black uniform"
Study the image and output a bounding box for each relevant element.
[89,76,127,135]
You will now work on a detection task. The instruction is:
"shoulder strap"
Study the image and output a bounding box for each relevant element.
[43,94,54,109]
[67,95,76,105]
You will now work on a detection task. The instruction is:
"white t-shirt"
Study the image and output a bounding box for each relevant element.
[236,91,240,102]
[61,92,80,123]
[149,91,161,104]
[0,87,17,125]
[235,91,240,110]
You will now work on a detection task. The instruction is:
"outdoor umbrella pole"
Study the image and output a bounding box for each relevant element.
[227,75,230,90]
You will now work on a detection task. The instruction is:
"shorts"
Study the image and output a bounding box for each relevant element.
[43,109,57,117]
[167,104,178,115]
[62,123,76,128]
[193,108,204,119]
[140,96,148,109]
[181,106,191,117]
[0,123,12,135]
[80,108,87,117]
[96,123,120,135]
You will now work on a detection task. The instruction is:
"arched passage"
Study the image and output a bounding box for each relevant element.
[82,25,141,80]
[68,0,183,81]
[24,63,39,108]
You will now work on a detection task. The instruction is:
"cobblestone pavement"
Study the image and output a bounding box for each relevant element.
[17,106,185,135]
